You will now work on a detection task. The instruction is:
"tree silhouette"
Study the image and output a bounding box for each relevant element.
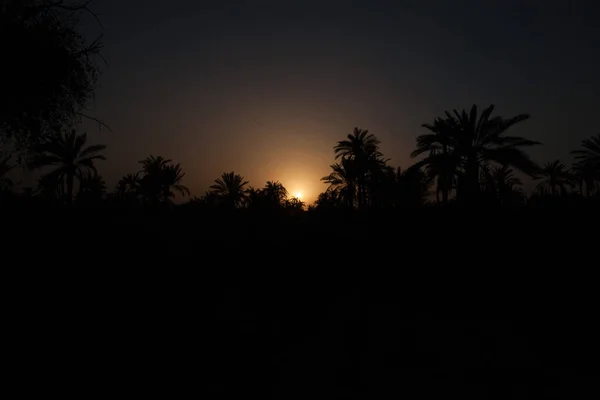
[412,117,459,204]
[334,127,386,208]
[482,165,524,206]
[321,158,357,208]
[1,0,105,152]
[572,134,600,168]
[77,169,106,205]
[31,129,106,204]
[209,171,249,208]
[115,173,142,200]
[571,134,600,197]
[414,105,539,204]
[285,197,305,211]
[534,160,573,196]
[264,181,288,206]
[138,155,190,204]
[572,161,598,197]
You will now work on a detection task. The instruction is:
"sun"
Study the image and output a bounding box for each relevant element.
[294,191,303,199]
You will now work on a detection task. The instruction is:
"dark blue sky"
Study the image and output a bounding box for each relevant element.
[82,0,600,200]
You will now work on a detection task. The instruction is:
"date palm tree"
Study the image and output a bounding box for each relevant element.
[334,127,386,208]
[572,161,598,197]
[138,155,190,204]
[160,163,190,201]
[31,129,106,204]
[77,170,106,205]
[209,171,249,208]
[411,117,460,204]
[321,158,357,208]
[572,134,600,168]
[572,134,600,197]
[414,105,540,204]
[115,173,141,198]
[263,180,288,206]
[534,160,573,196]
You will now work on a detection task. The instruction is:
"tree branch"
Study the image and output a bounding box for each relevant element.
[76,112,112,132]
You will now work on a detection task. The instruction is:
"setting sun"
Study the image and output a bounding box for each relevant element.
[294,191,303,199]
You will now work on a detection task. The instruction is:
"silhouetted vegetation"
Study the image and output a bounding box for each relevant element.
[2,5,599,399]
[1,0,105,155]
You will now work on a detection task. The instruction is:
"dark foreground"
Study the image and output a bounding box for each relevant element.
[4,208,598,398]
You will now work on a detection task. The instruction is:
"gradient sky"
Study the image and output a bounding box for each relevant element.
[78,0,600,202]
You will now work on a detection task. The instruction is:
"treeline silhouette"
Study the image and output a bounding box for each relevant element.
[1,105,599,211]
[3,4,599,399]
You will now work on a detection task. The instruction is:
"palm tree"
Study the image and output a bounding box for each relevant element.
[77,170,107,204]
[263,181,288,206]
[534,160,573,196]
[414,105,540,204]
[31,129,106,204]
[572,161,598,197]
[483,165,524,205]
[138,155,189,204]
[115,173,141,197]
[333,127,386,208]
[209,171,249,208]
[321,158,357,208]
[411,117,459,204]
[160,163,190,200]
[572,134,600,197]
[572,134,600,168]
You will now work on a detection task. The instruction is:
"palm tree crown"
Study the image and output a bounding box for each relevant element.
[210,171,249,208]
[31,129,106,203]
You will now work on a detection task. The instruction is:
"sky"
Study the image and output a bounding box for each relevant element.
[77,0,600,202]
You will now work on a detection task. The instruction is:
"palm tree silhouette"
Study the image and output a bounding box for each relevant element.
[77,170,107,204]
[414,105,539,204]
[534,160,573,196]
[31,129,106,204]
[116,173,142,198]
[263,181,288,206]
[334,127,386,208]
[571,161,598,197]
[138,155,190,204]
[572,134,600,167]
[160,163,190,200]
[209,171,249,208]
[483,165,523,205]
[412,117,459,204]
[571,134,600,197]
[321,158,357,208]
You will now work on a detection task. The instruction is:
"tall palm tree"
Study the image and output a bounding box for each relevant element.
[572,161,598,197]
[209,171,249,208]
[263,180,288,206]
[534,160,573,196]
[31,129,106,204]
[334,127,386,208]
[138,155,189,204]
[160,163,190,200]
[321,158,357,208]
[414,105,540,204]
[411,117,459,204]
